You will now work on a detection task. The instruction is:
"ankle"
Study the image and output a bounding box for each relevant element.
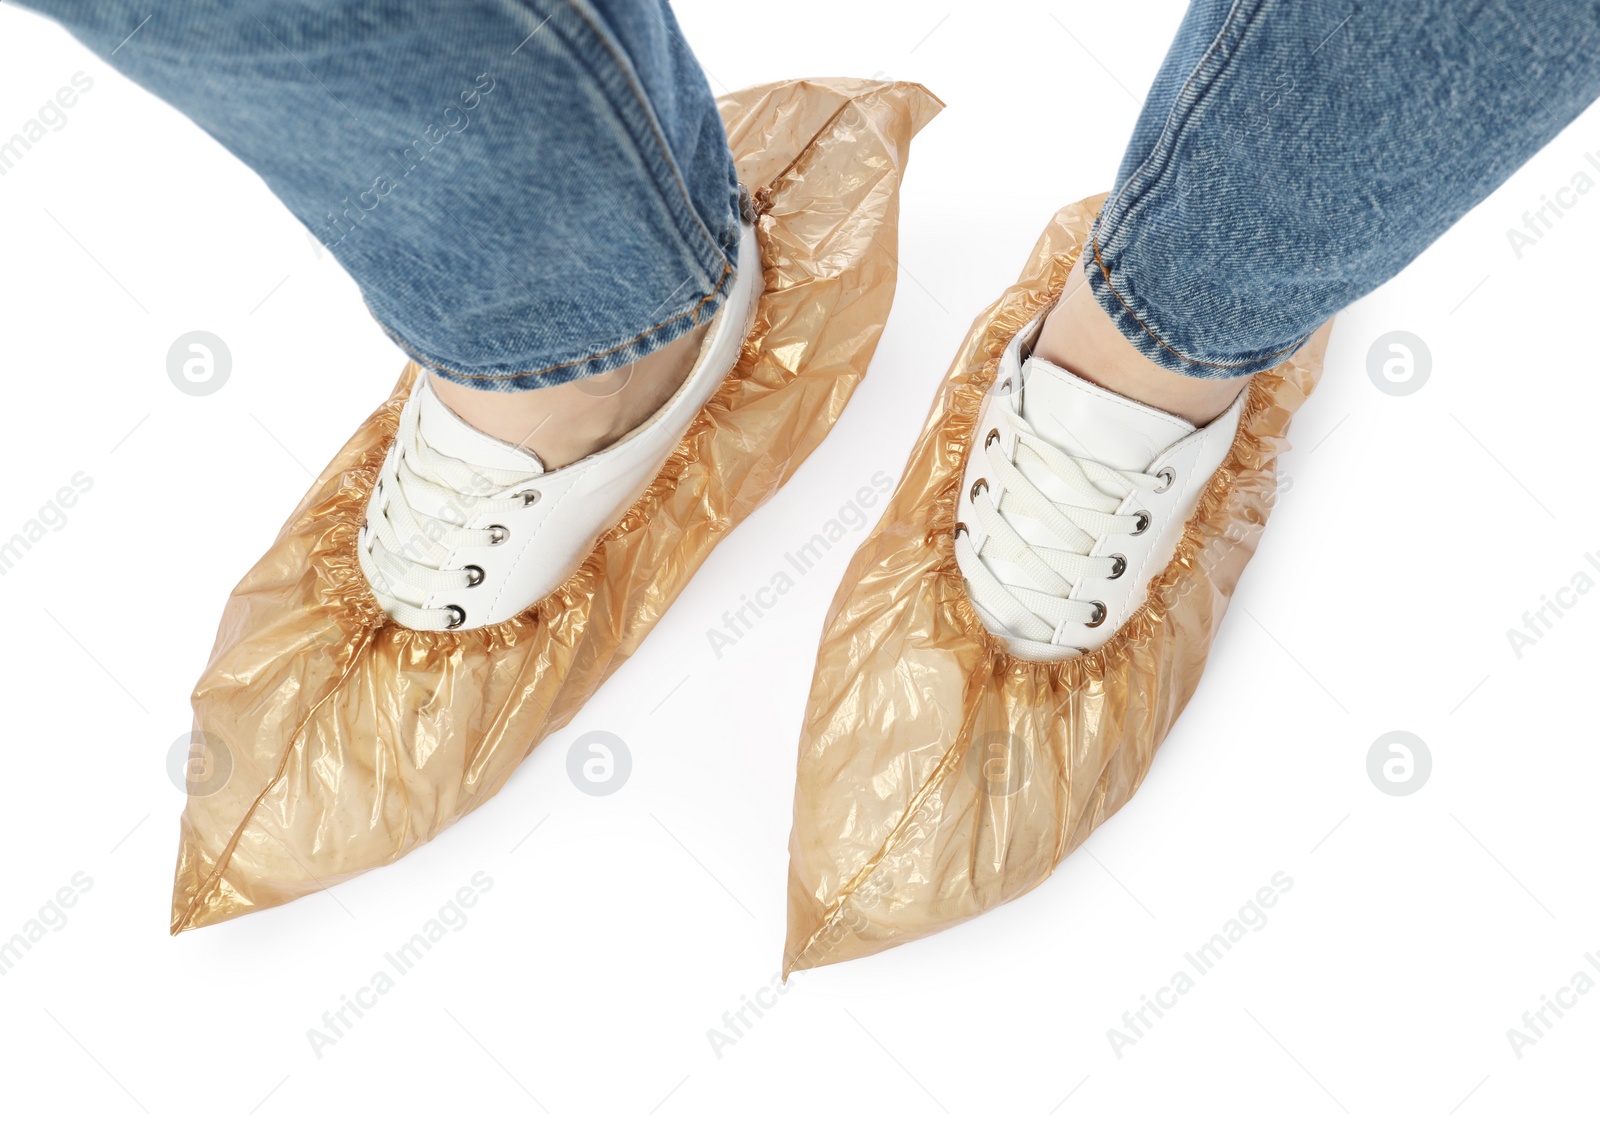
[1031,261,1248,427]
[428,320,711,468]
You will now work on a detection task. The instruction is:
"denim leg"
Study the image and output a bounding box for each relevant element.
[1088,0,1600,379]
[18,0,742,389]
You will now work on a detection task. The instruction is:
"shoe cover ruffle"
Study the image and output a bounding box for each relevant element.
[170,78,942,933]
[783,196,1331,974]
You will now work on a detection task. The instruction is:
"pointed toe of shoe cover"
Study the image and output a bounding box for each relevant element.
[169,78,943,934]
[782,196,1330,974]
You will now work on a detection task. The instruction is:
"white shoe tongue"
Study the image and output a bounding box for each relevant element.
[415,377,544,474]
[1019,357,1193,471]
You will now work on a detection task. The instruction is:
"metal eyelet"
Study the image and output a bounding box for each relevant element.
[1154,467,1175,493]
[464,565,485,588]
[487,525,509,545]
[997,379,1012,395]
[519,489,541,507]
[954,522,968,539]
[970,478,988,502]
[1107,553,1126,579]
[1131,510,1151,535]
[985,428,1000,450]
[444,605,466,629]
[1085,602,1107,628]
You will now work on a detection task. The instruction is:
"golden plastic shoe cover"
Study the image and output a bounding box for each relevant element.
[783,196,1331,974]
[169,78,942,933]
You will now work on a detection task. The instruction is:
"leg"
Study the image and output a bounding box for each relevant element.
[22,0,757,630]
[1036,0,1600,423]
[972,0,1600,652]
[21,0,741,465]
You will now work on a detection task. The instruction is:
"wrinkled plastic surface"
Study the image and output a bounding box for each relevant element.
[784,197,1330,974]
[170,78,942,933]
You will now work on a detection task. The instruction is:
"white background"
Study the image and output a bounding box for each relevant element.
[1,1,1596,1125]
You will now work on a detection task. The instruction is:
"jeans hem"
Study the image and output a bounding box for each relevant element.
[393,0,741,391]
[1086,0,1305,380]
[1082,227,1308,380]
[382,248,739,391]
[553,0,738,301]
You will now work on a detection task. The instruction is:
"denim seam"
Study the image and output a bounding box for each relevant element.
[373,257,732,384]
[556,0,735,290]
[384,0,740,386]
[1090,0,1313,372]
[1094,0,1259,253]
[1084,233,1308,372]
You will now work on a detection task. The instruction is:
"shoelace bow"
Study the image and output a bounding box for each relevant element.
[955,397,1167,649]
[358,400,542,630]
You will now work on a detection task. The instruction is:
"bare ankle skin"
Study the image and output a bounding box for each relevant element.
[429,319,712,469]
[1032,260,1250,427]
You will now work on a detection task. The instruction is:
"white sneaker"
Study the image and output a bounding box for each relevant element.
[359,222,761,631]
[955,318,1245,660]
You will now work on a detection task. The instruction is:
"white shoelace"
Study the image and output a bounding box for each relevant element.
[358,400,543,631]
[956,397,1167,653]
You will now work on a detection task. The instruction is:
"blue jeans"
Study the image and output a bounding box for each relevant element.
[22,0,741,390]
[1089,0,1600,378]
[24,1,1600,385]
